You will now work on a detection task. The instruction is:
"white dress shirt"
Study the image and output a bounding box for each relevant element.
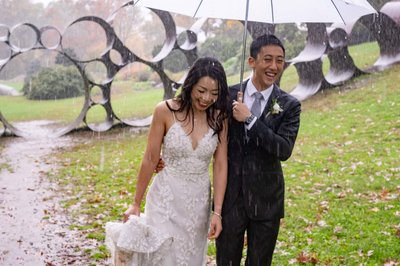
[244,79,273,128]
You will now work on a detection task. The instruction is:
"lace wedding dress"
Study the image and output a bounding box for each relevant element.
[105,121,219,266]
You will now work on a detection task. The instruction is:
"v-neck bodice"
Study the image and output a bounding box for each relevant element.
[162,122,218,175]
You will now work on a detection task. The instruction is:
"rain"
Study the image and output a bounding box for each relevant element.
[1,0,400,265]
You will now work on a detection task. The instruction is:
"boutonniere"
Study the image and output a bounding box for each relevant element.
[270,98,283,115]
[264,98,283,119]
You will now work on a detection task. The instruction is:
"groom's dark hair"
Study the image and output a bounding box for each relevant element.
[250,34,285,58]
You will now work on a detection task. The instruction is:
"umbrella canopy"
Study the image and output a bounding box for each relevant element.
[133,0,377,96]
[134,0,376,24]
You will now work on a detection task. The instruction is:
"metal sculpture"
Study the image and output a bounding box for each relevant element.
[359,2,400,70]
[1,1,400,137]
[288,23,330,101]
[325,23,365,86]
[0,2,206,137]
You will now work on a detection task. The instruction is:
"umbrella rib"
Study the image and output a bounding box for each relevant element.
[330,0,346,25]
[193,0,205,17]
[270,0,274,24]
[239,0,251,94]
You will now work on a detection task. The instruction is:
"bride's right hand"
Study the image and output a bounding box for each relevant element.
[123,204,140,223]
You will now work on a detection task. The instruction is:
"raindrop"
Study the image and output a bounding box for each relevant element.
[99,146,105,172]
[348,21,379,70]
[277,143,280,157]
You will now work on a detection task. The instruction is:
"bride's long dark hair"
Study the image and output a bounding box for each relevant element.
[166,57,229,141]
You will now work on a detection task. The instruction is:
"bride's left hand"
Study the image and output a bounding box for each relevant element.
[207,213,222,240]
[123,204,140,223]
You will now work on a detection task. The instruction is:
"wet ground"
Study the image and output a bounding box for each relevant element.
[0,121,109,266]
[0,121,217,266]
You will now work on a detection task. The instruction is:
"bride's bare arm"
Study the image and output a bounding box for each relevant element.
[208,119,228,239]
[123,102,167,222]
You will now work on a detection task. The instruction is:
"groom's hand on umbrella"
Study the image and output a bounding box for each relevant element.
[237,91,243,102]
[232,100,251,123]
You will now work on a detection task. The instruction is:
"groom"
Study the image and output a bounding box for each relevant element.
[216,34,301,265]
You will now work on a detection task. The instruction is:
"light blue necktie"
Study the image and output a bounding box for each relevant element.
[250,92,263,118]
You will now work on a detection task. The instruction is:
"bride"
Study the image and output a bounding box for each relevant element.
[105,57,230,266]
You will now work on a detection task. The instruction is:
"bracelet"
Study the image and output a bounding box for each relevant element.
[212,211,222,220]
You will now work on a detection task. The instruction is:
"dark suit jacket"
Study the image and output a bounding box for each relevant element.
[223,80,301,221]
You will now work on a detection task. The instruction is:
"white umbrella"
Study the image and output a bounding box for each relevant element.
[134,0,376,24]
[133,0,377,95]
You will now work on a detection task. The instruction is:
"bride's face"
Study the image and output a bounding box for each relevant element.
[191,76,219,111]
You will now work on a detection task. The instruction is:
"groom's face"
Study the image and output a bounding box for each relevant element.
[248,44,285,90]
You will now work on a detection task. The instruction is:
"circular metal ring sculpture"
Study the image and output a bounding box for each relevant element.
[1,1,399,137]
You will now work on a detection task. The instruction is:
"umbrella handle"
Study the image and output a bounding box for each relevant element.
[237,91,243,102]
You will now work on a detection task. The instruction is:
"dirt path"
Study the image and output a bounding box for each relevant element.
[0,121,107,266]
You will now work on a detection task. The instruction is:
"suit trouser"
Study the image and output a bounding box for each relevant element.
[216,194,280,266]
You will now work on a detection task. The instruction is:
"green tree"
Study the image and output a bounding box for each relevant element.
[199,36,241,62]
[275,24,307,60]
[152,32,189,73]
[198,20,243,62]
[23,66,84,100]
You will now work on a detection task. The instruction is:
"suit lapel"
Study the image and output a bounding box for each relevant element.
[260,85,281,121]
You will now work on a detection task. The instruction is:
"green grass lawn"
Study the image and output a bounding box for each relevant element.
[274,67,400,265]
[0,85,163,123]
[45,63,400,265]
[0,80,24,92]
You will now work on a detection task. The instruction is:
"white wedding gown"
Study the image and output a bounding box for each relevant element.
[105,121,219,266]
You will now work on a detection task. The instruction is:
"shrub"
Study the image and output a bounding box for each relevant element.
[55,48,78,67]
[138,71,150,82]
[23,66,85,100]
